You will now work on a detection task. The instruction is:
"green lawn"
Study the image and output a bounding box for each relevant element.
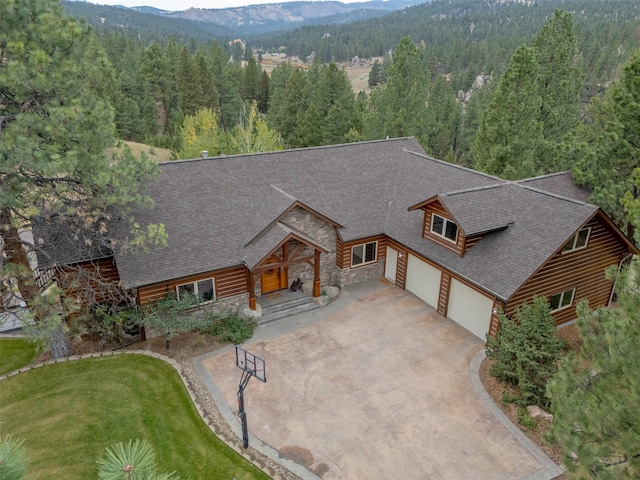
[0,354,271,480]
[0,337,38,375]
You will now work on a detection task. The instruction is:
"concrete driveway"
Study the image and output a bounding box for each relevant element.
[197,281,562,479]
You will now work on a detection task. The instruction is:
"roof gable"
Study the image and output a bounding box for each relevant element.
[245,185,342,247]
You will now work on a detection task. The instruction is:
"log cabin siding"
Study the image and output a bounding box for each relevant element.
[59,258,124,307]
[437,271,451,316]
[505,216,626,326]
[422,202,464,255]
[386,238,408,289]
[137,265,248,305]
[463,234,484,255]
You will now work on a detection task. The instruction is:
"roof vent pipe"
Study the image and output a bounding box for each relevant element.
[202,150,208,158]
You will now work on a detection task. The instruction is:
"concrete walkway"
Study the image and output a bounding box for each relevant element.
[194,280,563,480]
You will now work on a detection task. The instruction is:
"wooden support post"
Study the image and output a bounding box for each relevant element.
[313,250,321,297]
[248,272,256,310]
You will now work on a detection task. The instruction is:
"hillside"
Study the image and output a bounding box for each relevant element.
[258,0,640,89]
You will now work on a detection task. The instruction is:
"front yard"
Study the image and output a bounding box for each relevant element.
[0,351,271,480]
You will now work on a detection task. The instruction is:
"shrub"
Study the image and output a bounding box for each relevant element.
[486,296,565,408]
[517,408,537,430]
[198,313,255,344]
[0,434,27,480]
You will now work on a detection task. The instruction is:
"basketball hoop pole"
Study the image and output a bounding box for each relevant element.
[234,345,266,449]
[237,368,254,448]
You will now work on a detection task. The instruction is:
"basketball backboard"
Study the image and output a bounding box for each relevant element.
[235,346,266,383]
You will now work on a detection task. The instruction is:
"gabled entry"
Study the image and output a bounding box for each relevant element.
[244,222,329,310]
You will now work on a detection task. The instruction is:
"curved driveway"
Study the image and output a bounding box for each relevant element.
[197,281,563,479]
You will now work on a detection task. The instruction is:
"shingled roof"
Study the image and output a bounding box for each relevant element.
[112,137,606,301]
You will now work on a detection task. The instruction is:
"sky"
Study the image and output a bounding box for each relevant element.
[89,0,370,11]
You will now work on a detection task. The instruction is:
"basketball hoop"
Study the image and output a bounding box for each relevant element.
[235,346,267,448]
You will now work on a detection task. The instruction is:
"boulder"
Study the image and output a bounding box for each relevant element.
[238,303,262,321]
[314,295,330,307]
[324,285,341,299]
[302,281,314,296]
[527,405,553,422]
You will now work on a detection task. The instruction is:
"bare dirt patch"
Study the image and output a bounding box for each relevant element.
[106,141,172,163]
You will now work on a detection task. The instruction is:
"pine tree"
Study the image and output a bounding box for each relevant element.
[176,46,202,117]
[194,50,219,112]
[547,261,640,479]
[534,10,584,172]
[363,37,430,140]
[472,45,542,179]
[572,49,640,241]
[421,76,462,159]
[368,59,382,88]
[0,0,164,358]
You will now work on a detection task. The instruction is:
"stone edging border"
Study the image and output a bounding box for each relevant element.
[0,350,294,480]
[468,349,565,480]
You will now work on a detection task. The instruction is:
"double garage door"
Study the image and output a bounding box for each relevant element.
[405,254,493,340]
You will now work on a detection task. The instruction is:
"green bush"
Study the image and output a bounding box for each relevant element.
[501,391,521,405]
[517,407,537,430]
[198,314,255,344]
[486,296,565,408]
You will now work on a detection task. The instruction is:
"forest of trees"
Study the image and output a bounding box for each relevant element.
[85,0,640,242]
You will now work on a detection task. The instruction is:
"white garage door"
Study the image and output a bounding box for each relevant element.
[405,254,441,308]
[447,279,493,340]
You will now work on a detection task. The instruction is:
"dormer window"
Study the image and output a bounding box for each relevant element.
[431,214,458,242]
[562,227,591,253]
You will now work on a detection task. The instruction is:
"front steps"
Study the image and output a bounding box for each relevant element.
[258,294,320,325]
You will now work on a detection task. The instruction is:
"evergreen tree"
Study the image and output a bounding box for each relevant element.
[363,37,430,140]
[258,70,270,114]
[457,81,496,167]
[176,45,202,116]
[314,63,355,145]
[0,0,164,358]
[421,76,462,160]
[194,50,219,112]
[534,10,584,172]
[141,43,172,138]
[368,59,383,89]
[472,45,542,179]
[547,261,640,479]
[572,49,640,241]
[268,68,310,147]
[242,56,262,104]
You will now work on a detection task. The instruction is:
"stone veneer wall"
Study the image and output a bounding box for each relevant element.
[280,206,338,286]
[215,292,249,314]
[337,259,384,288]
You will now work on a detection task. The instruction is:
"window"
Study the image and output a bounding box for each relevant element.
[176,278,215,303]
[351,241,377,267]
[562,227,591,253]
[549,288,575,312]
[430,213,458,242]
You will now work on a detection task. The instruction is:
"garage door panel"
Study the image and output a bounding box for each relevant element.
[405,254,441,308]
[447,279,493,340]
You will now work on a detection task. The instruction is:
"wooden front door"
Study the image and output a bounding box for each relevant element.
[261,267,280,294]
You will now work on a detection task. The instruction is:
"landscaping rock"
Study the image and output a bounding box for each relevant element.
[238,303,262,321]
[313,295,330,307]
[324,285,340,299]
[527,405,553,422]
[301,281,314,296]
